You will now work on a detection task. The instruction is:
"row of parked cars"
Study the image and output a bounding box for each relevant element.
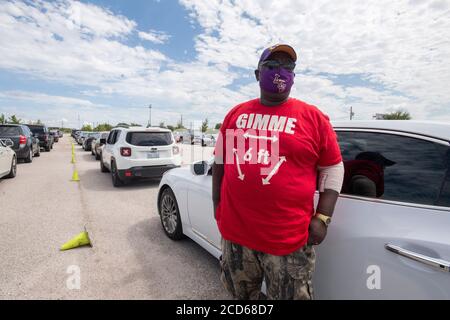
[73,127,181,187]
[0,124,62,179]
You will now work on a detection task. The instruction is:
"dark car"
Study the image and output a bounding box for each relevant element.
[84,132,102,152]
[0,124,40,162]
[50,130,59,143]
[93,131,109,160]
[26,124,54,152]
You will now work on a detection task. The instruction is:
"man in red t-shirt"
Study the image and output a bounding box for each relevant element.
[213,44,344,300]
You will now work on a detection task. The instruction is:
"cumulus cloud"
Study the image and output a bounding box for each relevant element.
[138,29,171,44]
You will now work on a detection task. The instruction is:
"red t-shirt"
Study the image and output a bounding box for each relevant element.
[214,98,342,256]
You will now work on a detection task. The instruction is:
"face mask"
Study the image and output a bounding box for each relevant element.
[259,67,294,94]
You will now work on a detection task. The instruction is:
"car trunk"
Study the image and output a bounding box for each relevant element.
[0,126,22,151]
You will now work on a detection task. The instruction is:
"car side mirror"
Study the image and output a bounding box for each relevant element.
[191,161,209,176]
[100,138,106,144]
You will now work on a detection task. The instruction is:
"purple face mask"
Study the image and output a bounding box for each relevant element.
[259,67,294,94]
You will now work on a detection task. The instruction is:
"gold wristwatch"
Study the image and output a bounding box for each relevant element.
[314,213,331,227]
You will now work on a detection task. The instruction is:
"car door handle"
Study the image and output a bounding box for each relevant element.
[385,244,450,272]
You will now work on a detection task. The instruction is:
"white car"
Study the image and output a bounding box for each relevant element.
[100,126,181,187]
[0,139,17,179]
[157,120,450,299]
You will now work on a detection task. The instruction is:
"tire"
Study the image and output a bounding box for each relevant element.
[111,161,124,187]
[35,145,40,157]
[159,187,184,240]
[91,149,95,156]
[95,152,100,161]
[5,156,17,179]
[24,148,33,163]
[45,145,51,152]
[100,155,109,172]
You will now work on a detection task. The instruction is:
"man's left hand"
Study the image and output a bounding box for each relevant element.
[307,217,327,245]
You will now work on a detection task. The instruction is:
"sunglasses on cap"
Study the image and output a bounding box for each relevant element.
[260,60,296,71]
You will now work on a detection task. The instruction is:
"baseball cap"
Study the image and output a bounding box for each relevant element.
[355,152,396,167]
[258,44,297,65]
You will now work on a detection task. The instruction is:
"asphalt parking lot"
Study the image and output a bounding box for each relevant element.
[0,137,230,299]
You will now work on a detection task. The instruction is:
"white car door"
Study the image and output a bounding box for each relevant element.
[187,163,221,251]
[103,130,117,168]
[314,129,450,299]
[0,142,8,176]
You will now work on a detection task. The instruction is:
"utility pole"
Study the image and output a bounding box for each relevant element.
[180,114,183,128]
[350,106,355,120]
[148,104,152,127]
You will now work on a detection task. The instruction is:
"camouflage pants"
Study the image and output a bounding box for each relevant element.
[220,238,316,300]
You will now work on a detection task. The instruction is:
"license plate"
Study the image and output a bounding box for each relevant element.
[147,151,159,159]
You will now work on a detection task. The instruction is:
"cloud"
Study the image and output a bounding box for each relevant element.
[138,29,170,44]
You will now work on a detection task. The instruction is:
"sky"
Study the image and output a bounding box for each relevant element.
[0,0,449,129]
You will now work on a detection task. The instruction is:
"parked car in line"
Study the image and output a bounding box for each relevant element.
[26,124,54,152]
[71,129,80,139]
[0,139,17,179]
[49,130,59,143]
[100,127,181,187]
[92,131,109,160]
[157,120,450,299]
[82,132,99,151]
[77,131,92,146]
[0,124,40,162]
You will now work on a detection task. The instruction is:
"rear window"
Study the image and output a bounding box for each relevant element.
[28,126,45,134]
[0,126,21,136]
[126,132,172,146]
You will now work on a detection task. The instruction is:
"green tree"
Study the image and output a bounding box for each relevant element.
[201,118,209,133]
[215,123,222,130]
[8,115,21,124]
[81,124,93,131]
[167,125,175,131]
[0,114,6,124]
[159,122,166,128]
[116,122,129,128]
[383,111,411,120]
[130,123,142,127]
[94,123,113,132]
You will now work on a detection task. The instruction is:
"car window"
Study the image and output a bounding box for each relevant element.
[436,149,450,207]
[126,132,172,146]
[107,131,116,144]
[113,131,121,144]
[0,126,21,136]
[336,131,449,207]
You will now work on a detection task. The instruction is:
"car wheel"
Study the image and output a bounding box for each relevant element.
[35,146,40,157]
[91,149,95,156]
[45,145,51,152]
[5,156,17,178]
[24,148,33,163]
[159,187,184,240]
[100,156,109,172]
[111,161,124,187]
[95,152,101,161]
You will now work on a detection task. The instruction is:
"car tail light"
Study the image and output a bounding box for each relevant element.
[125,170,132,177]
[44,134,48,142]
[19,135,27,145]
[172,145,180,155]
[120,147,132,157]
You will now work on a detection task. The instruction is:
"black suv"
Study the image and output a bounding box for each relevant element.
[26,125,54,152]
[0,124,40,162]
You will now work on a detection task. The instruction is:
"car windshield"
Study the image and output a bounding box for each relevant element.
[126,132,172,146]
[0,126,21,136]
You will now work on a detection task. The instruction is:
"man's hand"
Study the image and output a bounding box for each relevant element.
[307,217,327,245]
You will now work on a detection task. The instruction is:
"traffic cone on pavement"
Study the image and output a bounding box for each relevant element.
[71,154,76,164]
[60,230,91,251]
[71,169,80,181]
